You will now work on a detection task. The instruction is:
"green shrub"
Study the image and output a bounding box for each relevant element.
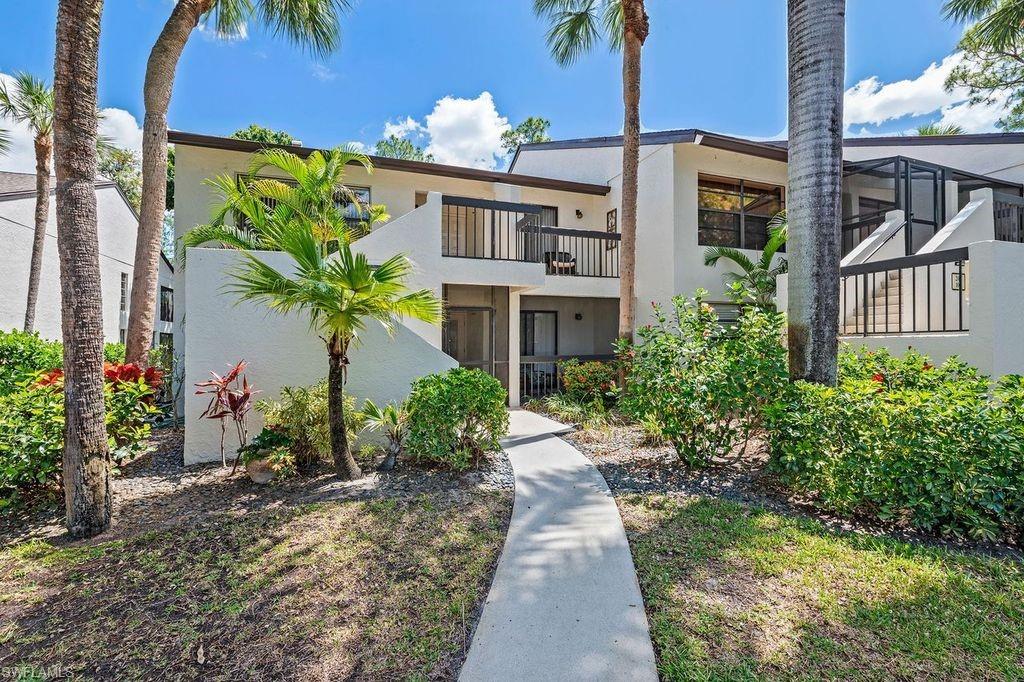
[619,290,787,468]
[526,393,611,431]
[0,330,126,398]
[0,377,157,509]
[406,368,509,470]
[767,348,1024,541]
[560,358,617,405]
[258,381,362,469]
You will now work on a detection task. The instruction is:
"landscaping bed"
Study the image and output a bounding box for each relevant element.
[0,426,514,680]
[618,494,1024,681]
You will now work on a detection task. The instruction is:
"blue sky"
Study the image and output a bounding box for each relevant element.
[0,0,996,172]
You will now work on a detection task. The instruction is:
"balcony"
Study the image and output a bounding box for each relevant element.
[441,195,619,278]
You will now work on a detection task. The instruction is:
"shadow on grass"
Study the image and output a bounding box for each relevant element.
[0,488,511,681]
[620,495,1024,682]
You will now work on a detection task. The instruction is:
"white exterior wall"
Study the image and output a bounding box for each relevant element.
[0,184,173,344]
[519,295,618,357]
[183,247,457,464]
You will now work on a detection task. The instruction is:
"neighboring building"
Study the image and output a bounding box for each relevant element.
[171,129,1024,463]
[0,171,174,347]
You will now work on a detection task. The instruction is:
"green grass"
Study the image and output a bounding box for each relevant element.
[0,491,510,680]
[618,495,1024,682]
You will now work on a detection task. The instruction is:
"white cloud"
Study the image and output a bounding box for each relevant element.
[196,21,248,42]
[0,71,144,174]
[843,52,1012,133]
[382,115,423,139]
[310,63,337,82]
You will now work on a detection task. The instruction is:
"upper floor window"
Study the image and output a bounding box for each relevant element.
[159,286,173,323]
[235,175,371,229]
[697,174,785,251]
[120,273,128,313]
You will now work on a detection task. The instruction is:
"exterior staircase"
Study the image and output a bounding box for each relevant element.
[841,270,902,335]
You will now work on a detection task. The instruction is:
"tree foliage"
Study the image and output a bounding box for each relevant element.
[944,0,1024,129]
[98,146,142,211]
[500,116,552,154]
[230,123,296,145]
[374,134,433,162]
[915,122,966,136]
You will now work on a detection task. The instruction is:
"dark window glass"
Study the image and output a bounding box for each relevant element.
[698,175,785,251]
[159,286,173,322]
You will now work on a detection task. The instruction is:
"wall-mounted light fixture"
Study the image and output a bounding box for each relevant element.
[574,313,583,321]
[575,209,583,219]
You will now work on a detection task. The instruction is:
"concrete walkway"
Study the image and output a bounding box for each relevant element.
[460,410,658,681]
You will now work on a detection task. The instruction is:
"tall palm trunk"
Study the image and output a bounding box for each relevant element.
[786,0,845,385]
[53,0,110,538]
[23,134,53,332]
[125,0,213,364]
[328,335,361,480]
[617,0,648,357]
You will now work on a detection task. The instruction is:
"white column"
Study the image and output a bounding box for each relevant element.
[944,180,960,226]
[508,288,521,407]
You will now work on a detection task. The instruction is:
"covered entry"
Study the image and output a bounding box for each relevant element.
[441,285,511,390]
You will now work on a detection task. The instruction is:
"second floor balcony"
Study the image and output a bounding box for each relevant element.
[441,195,620,278]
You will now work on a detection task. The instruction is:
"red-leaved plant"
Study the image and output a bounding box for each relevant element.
[194,360,257,472]
[35,363,163,400]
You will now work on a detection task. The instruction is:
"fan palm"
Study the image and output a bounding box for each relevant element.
[704,212,789,310]
[0,73,54,333]
[127,0,353,366]
[359,399,409,471]
[916,122,966,136]
[943,0,1024,50]
[534,0,648,360]
[186,148,441,480]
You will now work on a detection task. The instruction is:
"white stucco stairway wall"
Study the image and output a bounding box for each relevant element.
[182,247,456,465]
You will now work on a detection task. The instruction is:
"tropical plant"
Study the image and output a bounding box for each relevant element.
[786,0,845,384]
[534,0,649,365]
[500,116,552,155]
[703,211,788,309]
[406,368,509,470]
[258,381,363,470]
[52,0,111,537]
[559,358,618,405]
[374,134,434,162]
[194,360,256,471]
[180,147,388,261]
[360,399,409,471]
[187,147,441,479]
[619,290,788,468]
[944,0,1024,130]
[0,73,54,334]
[230,124,296,145]
[126,0,353,366]
[0,127,9,155]
[915,122,966,136]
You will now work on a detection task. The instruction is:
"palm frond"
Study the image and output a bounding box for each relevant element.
[535,0,602,66]
[0,128,9,156]
[180,223,262,266]
[0,72,53,134]
[703,246,756,273]
[602,0,624,52]
[943,0,1024,50]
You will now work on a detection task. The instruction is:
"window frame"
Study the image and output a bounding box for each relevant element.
[697,173,785,251]
[159,286,174,323]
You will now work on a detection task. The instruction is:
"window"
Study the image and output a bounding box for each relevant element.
[541,206,558,227]
[119,273,128,313]
[119,328,126,344]
[520,311,558,356]
[157,332,173,355]
[606,209,618,250]
[697,174,785,250]
[159,286,173,323]
[235,175,371,228]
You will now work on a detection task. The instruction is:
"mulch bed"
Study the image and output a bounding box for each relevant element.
[566,423,1022,560]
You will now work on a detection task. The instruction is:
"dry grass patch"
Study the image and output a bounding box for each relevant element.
[0,490,510,681]
[619,495,1024,681]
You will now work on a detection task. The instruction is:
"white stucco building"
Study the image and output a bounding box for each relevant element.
[171,129,1024,463]
[0,171,175,347]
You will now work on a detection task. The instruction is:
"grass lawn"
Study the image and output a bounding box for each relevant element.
[618,494,1024,682]
[0,490,510,680]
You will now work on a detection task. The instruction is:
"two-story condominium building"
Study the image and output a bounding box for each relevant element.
[171,129,1024,464]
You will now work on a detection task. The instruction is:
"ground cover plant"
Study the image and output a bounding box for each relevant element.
[406,368,509,470]
[0,490,510,680]
[620,290,787,468]
[767,347,1024,541]
[619,494,1024,681]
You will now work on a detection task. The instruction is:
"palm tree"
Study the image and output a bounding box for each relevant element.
[534,0,648,358]
[0,128,10,155]
[916,122,966,136]
[185,148,441,480]
[126,0,353,366]
[943,0,1024,49]
[704,213,788,310]
[53,0,111,537]
[786,0,846,385]
[0,73,54,333]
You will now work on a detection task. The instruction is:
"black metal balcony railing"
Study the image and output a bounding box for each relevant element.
[839,247,969,336]
[539,227,620,278]
[520,354,616,400]
[441,196,543,262]
[993,192,1024,244]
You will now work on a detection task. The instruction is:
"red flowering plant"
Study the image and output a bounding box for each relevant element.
[195,360,258,472]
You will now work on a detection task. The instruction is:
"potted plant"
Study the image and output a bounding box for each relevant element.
[238,426,293,483]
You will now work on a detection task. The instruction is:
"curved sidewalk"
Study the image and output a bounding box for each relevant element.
[460,410,658,681]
